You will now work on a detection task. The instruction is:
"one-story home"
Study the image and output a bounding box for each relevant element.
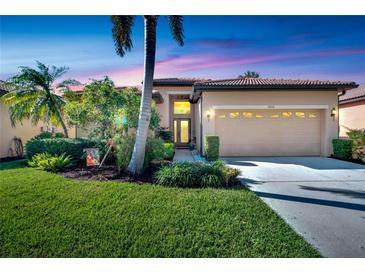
[0,77,359,160]
[153,77,358,157]
[339,84,365,137]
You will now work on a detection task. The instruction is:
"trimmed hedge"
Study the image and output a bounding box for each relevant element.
[204,135,219,161]
[332,139,353,160]
[26,138,95,162]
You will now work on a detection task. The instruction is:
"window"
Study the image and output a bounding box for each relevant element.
[282,111,293,118]
[295,112,305,118]
[229,112,240,118]
[217,114,226,119]
[308,113,317,118]
[255,113,264,119]
[173,101,190,115]
[271,114,280,119]
[242,112,253,118]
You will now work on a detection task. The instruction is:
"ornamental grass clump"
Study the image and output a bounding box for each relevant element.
[28,153,73,172]
[154,160,240,188]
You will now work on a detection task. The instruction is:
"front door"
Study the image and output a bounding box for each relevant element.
[173,118,191,146]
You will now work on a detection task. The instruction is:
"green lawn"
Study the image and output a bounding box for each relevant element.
[0,159,27,170]
[0,166,320,257]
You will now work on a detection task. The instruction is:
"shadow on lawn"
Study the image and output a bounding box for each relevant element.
[0,159,27,170]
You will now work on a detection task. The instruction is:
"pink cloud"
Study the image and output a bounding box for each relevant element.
[77,46,365,86]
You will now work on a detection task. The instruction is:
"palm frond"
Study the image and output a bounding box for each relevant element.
[168,16,184,46]
[111,15,135,57]
[49,65,70,83]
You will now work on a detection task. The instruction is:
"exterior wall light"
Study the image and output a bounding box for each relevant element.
[330,107,337,119]
[206,110,212,121]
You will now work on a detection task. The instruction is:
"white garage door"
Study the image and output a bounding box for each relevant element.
[215,109,322,156]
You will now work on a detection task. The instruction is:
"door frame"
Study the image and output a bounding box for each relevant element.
[173,118,191,147]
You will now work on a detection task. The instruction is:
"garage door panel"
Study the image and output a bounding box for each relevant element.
[215,109,321,156]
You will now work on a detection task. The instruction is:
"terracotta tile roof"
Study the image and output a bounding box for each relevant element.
[153,77,210,86]
[190,77,358,103]
[193,77,358,89]
[339,84,365,104]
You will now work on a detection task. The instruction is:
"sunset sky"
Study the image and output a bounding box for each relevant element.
[1,15,364,86]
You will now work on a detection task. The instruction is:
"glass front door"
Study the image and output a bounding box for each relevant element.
[173,119,190,146]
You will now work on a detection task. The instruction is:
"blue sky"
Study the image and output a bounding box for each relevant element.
[0,16,364,85]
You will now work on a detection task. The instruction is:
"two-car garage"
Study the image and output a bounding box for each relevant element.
[190,78,357,157]
[214,109,322,156]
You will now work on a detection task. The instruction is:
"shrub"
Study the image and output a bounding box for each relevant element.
[144,138,167,169]
[33,132,53,139]
[200,162,225,188]
[332,139,353,160]
[154,160,240,188]
[156,129,173,142]
[114,134,135,171]
[204,135,219,161]
[163,143,175,160]
[223,165,241,186]
[346,128,365,163]
[114,135,169,171]
[28,153,73,172]
[154,161,202,188]
[25,138,95,162]
[54,132,65,138]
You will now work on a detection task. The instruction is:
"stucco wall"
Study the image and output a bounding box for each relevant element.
[201,90,339,156]
[0,103,76,158]
[339,100,365,137]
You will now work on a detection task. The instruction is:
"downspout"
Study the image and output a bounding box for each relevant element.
[200,93,203,155]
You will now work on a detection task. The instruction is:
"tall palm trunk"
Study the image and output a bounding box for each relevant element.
[127,16,157,174]
[50,94,69,138]
[56,109,69,138]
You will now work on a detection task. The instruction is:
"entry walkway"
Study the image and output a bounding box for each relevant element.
[173,149,194,162]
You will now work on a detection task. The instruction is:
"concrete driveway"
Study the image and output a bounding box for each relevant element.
[222,156,365,258]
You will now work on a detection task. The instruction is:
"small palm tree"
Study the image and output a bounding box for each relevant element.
[238,70,260,78]
[111,15,184,174]
[1,61,79,137]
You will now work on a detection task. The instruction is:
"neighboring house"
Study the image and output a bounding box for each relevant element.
[153,77,357,157]
[339,84,365,137]
[0,81,76,159]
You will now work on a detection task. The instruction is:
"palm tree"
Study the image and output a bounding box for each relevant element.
[238,70,260,78]
[1,61,79,137]
[111,15,184,174]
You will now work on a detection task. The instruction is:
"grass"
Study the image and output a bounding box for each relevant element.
[0,167,320,257]
[0,159,27,170]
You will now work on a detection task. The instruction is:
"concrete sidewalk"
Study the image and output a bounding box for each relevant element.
[173,149,194,162]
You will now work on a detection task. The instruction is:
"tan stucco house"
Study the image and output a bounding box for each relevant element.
[153,77,358,157]
[1,77,359,159]
[339,84,365,137]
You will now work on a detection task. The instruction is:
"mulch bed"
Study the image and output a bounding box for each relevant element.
[59,166,155,184]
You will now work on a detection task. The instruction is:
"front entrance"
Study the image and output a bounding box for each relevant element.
[173,118,191,146]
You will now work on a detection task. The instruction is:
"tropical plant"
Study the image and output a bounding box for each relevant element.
[345,128,365,162]
[154,160,241,188]
[111,15,184,174]
[28,152,73,172]
[64,77,125,141]
[238,70,260,78]
[1,61,80,137]
[64,79,160,142]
